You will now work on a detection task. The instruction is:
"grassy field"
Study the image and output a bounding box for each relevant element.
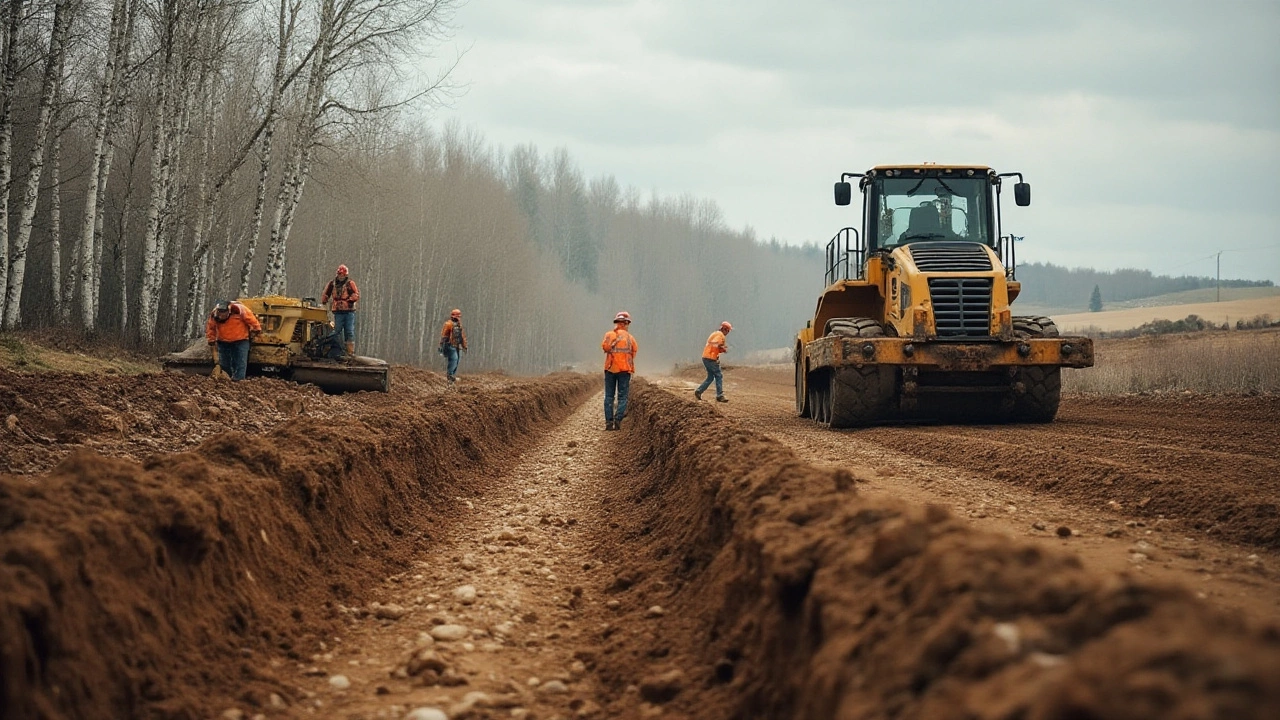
[1052,296,1280,334]
[1063,327,1280,395]
[0,333,158,375]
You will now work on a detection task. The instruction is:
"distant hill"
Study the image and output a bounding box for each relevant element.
[1012,262,1274,314]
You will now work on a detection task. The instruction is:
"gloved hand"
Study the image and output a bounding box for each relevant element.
[209,342,218,361]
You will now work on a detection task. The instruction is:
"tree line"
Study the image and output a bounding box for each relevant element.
[1016,262,1273,310]
[0,0,824,374]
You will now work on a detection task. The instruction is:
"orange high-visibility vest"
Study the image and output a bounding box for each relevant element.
[602,327,637,373]
[702,330,727,360]
[205,302,262,343]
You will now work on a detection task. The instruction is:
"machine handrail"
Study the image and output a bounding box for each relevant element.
[824,227,862,286]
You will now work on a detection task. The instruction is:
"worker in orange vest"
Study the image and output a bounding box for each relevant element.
[601,311,638,431]
[205,300,262,380]
[439,308,468,384]
[695,321,732,402]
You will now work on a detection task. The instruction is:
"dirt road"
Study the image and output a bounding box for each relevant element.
[3,363,1279,719]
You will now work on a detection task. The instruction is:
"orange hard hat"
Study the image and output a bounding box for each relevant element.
[451,308,461,317]
[613,311,631,324]
[720,321,732,331]
[337,264,349,275]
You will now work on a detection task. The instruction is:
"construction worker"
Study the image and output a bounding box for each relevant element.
[322,264,360,358]
[695,321,732,402]
[602,311,638,431]
[440,308,468,384]
[205,300,262,381]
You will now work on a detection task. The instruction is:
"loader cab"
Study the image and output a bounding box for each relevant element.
[835,165,1031,255]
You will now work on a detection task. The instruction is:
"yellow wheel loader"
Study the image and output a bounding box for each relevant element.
[794,164,1092,426]
[163,295,390,393]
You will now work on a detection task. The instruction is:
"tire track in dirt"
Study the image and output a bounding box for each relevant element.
[652,367,1280,626]
[280,394,640,719]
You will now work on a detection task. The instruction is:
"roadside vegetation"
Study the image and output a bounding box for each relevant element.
[1064,325,1280,395]
[0,332,156,375]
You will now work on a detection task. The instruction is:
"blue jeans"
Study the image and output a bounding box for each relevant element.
[696,358,723,397]
[217,340,251,380]
[443,345,460,379]
[604,371,632,422]
[333,311,356,346]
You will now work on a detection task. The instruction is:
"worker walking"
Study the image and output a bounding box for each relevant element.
[602,311,638,431]
[206,300,262,381]
[322,264,361,359]
[440,308,468,384]
[695,321,732,402]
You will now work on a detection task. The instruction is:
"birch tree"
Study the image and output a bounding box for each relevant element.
[75,0,133,331]
[0,0,27,322]
[4,0,73,329]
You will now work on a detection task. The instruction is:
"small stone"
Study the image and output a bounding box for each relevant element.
[639,669,686,703]
[527,677,541,687]
[606,600,620,610]
[1055,526,1072,538]
[1032,521,1047,531]
[220,710,245,720]
[453,585,478,605]
[328,675,351,691]
[538,680,569,694]
[404,708,448,720]
[644,606,666,618]
[376,604,409,620]
[431,624,470,641]
[460,554,479,571]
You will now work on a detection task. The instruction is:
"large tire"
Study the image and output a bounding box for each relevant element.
[795,351,810,418]
[1013,315,1060,338]
[1011,366,1061,422]
[1010,315,1061,422]
[821,318,896,427]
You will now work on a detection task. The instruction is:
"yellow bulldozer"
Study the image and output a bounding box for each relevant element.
[163,295,390,393]
[794,163,1093,426]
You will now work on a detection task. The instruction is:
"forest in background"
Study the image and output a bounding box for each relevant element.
[0,0,822,374]
[1,1,1268,375]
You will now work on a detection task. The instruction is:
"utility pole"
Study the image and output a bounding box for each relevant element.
[1216,250,1222,302]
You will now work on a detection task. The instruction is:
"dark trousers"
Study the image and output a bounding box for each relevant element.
[696,358,724,396]
[332,311,356,346]
[604,371,632,422]
[443,345,460,379]
[217,339,251,380]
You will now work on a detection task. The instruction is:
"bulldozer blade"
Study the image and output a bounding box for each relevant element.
[290,359,390,394]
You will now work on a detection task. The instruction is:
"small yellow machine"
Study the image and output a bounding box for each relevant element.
[795,164,1092,426]
[163,295,390,393]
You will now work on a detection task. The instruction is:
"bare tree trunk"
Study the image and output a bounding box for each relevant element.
[5,0,73,329]
[76,0,130,331]
[49,132,63,321]
[0,0,27,322]
[238,0,299,297]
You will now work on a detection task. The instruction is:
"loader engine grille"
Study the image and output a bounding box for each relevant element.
[929,277,993,337]
[910,243,993,271]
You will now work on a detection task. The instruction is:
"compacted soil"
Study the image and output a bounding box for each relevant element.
[3,362,1279,720]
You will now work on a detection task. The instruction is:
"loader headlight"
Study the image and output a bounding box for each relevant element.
[861,343,876,358]
[1061,343,1074,356]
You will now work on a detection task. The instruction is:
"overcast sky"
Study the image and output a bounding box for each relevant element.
[435,0,1280,283]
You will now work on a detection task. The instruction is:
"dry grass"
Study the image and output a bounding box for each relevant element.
[0,333,158,375]
[1064,328,1280,394]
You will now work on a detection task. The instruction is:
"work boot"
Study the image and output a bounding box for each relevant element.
[344,342,356,363]
[605,420,615,431]
[716,395,729,403]
[694,390,703,400]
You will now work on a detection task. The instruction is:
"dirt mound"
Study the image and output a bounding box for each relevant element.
[589,381,1280,719]
[0,364,462,475]
[0,373,595,720]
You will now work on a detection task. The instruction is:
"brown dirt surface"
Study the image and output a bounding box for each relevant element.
[4,351,1280,720]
